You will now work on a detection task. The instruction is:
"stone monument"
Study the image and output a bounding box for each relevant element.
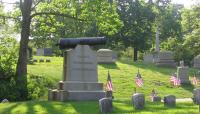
[193,88,200,105]
[99,98,113,113]
[132,93,145,110]
[97,49,116,63]
[155,51,176,67]
[164,95,176,107]
[48,37,106,101]
[177,61,189,84]
[194,55,200,68]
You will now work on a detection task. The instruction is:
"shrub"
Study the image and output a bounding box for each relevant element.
[27,74,55,100]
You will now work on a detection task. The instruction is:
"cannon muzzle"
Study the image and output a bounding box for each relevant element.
[58,37,107,49]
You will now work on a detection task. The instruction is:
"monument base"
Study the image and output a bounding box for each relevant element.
[156,59,176,67]
[48,90,105,101]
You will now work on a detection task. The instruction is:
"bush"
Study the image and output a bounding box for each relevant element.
[160,37,193,65]
[27,74,55,100]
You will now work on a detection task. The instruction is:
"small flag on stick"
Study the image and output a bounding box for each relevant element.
[106,70,113,91]
[170,73,181,86]
[192,75,199,85]
[135,69,143,87]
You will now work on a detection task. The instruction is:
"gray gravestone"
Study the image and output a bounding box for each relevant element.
[33,59,37,62]
[48,45,105,101]
[152,96,161,102]
[155,51,176,67]
[39,58,44,62]
[155,27,160,52]
[36,48,44,56]
[143,54,154,64]
[46,59,51,62]
[194,55,200,68]
[132,93,145,110]
[1,99,9,103]
[177,66,189,84]
[193,88,200,105]
[99,98,113,114]
[164,95,176,107]
[97,49,116,63]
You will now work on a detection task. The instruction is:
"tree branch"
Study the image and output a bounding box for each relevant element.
[31,0,42,11]
[31,12,86,21]
[0,14,20,21]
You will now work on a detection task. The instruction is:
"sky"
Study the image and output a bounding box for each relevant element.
[1,0,200,12]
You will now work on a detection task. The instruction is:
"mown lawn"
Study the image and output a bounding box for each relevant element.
[1,56,198,114]
[0,100,199,114]
[28,56,199,99]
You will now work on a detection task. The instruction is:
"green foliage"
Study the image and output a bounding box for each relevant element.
[27,74,55,100]
[181,5,200,35]
[183,29,200,56]
[0,37,18,79]
[160,37,193,65]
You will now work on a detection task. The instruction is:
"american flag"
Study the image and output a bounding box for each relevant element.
[170,74,181,86]
[192,75,198,85]
[135,71,143,87]
[106,71,113,91]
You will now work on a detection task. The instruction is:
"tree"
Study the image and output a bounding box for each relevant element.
[117,0,155,61]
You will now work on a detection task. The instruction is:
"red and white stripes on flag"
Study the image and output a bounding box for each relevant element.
[192,76,199,85]
[170,74,181,86]
[106,71,113,91]
[135,71,143,87]
[136,77,143,87]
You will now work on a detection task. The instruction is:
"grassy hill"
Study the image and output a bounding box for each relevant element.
[29,56,198,99]
[0,56,199,114]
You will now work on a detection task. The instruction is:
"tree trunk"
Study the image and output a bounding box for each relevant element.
[16,0,32,78]
[133,47,138,61]
[15,0,32,100]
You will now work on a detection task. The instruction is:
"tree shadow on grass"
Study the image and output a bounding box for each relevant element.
[0,103,18,114]
[69,101,99,114]
[180,83,194,93]
[98,63,120,70]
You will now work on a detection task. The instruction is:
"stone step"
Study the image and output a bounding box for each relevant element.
[61,81,104,91]
[60,90,105,101]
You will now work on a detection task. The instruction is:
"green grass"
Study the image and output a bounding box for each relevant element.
[28,56,199,99]
[1,56,198,114]
[0,100,199,114]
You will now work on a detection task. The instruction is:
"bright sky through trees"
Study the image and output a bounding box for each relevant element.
[1,0,199,12]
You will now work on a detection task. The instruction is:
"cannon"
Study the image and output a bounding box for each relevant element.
[57,37,107,49]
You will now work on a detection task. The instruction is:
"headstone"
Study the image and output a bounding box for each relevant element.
[48,89,60,101]
[46,59,51,62]
[44,48,53,56]
[99,98,113,114]
[164,95,176,107]
[193,88,200,105]
[36,48,44,56]
[97,49,116,63]
[155,51,176,67]
[132,93,145,110]
[33,59,37,62]
[152,96,161,102]
[143,54,154,63]
[1,99,9,103]
[48,45,105,101]
[39,58,44,62]
[194,55,200,68]
[177,66,189,84]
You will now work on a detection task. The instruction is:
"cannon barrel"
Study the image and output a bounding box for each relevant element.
[58,37,107,49]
